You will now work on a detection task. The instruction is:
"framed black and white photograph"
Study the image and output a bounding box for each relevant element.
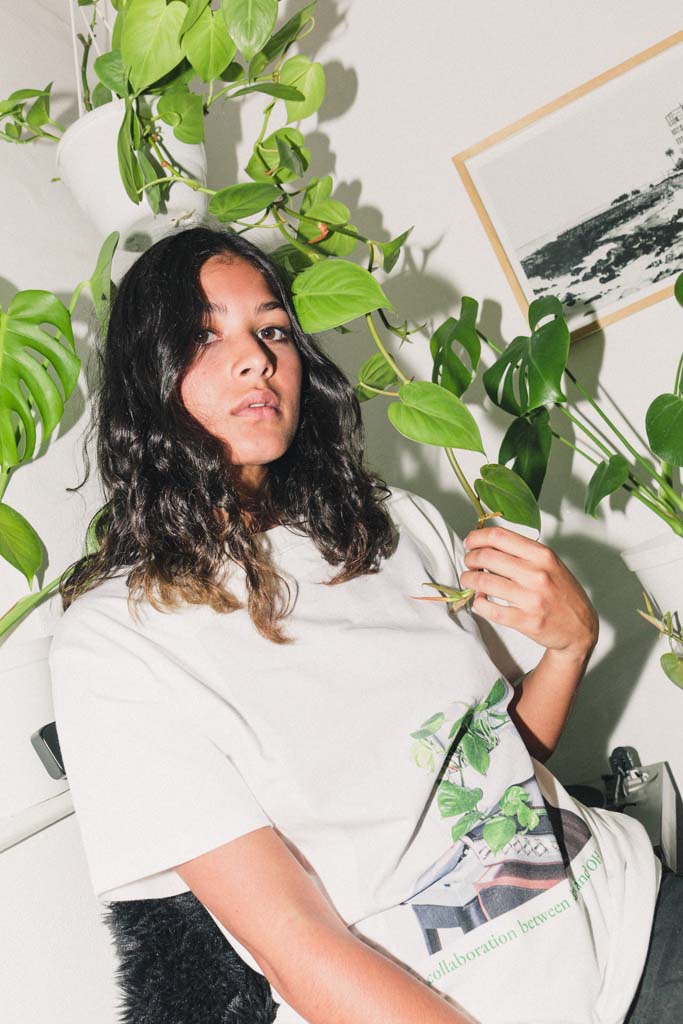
[453,31,683,340]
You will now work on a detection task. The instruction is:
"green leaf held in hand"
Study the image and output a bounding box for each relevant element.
[474,464,541,530]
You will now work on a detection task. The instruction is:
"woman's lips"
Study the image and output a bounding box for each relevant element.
[232,406,279,419]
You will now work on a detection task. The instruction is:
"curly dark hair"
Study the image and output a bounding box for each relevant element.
[59,226,396,643]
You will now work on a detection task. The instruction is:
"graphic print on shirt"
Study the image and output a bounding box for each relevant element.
[404,675,591,955]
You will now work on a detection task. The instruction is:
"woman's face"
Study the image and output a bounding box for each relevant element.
[180,255,303,495]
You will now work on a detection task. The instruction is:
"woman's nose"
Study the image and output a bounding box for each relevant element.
[234,333,275,377]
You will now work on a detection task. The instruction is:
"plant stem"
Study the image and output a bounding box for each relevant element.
[565,368,683,512]
[357,382,400,398]
[365,313,409,385]
[674,350,683,397]
[555,405,615,460]
[77,32,93,112]
[255,100,276,147]
[282,205,369,244]
[136,174,215,196]
[271,208,321,261]
[444,447,488,521]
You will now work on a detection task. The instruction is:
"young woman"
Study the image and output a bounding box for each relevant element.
[49,227,674,1023]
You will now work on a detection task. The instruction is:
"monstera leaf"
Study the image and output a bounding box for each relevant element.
[483,296,570,416]
[0,290,79,471]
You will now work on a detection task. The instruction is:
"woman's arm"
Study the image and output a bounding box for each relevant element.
[460,526,599,762]
[175,826,476,1024]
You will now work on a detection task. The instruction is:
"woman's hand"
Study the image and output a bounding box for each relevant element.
[460,525,599,662]
[460,526,599,761]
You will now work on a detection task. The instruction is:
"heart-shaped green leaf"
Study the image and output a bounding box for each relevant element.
[121,0,186,92]
[645,394,683,466]
[0,502,42,584]
[292,260,391,333]
[245,127,310,184]
[157,89,204,144]
[584,454,631,516]
[661,651,683,688]
[249,1,317,76]
[355,352,398,403]
[222,0,278,61]
[378,228,412,274]
[499,408,552,500]
[474,464,541,530]
[280,53,325,122]
[437,780,482,818]
[182,4,236,81]
[297,198,356,257]
[208,181,280,221]
[94,50,128,95]
[388,381,484,452]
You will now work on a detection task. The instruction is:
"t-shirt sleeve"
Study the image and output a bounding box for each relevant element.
[49,607,271,901]
[397,486,545,676]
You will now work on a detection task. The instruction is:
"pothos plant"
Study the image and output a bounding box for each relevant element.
[0,0,545,621]
[3,1,682,656]
[0,233,119,641]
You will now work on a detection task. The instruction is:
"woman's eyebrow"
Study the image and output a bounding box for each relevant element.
[202,300,286,315]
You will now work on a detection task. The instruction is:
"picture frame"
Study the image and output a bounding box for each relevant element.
[453,31,683,341]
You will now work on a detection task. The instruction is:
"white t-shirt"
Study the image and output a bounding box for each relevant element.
[49,485,660,1024]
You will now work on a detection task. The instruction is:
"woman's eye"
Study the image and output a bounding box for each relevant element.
[196,327,218,345]
[258,325,291,343]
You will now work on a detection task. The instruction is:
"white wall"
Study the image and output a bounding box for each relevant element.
[1,2,682,1021]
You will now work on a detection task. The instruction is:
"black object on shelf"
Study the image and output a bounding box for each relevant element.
[30,721,66,780]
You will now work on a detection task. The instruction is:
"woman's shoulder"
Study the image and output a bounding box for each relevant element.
[382,483,466,571]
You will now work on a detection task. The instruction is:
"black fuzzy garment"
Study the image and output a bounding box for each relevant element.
[102,891,279,1023]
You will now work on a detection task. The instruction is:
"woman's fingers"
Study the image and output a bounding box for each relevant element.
[462,525,599,659]
[464,525,549,566]
[462,546,545,587]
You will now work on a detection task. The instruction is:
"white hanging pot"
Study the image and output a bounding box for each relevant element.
[621,531,683,651]
[56,98,209,250]
[0,636,68,821]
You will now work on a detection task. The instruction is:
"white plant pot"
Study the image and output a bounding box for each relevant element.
[56,98,209,250]
[0,636,67,821]
[621,531,683,654]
